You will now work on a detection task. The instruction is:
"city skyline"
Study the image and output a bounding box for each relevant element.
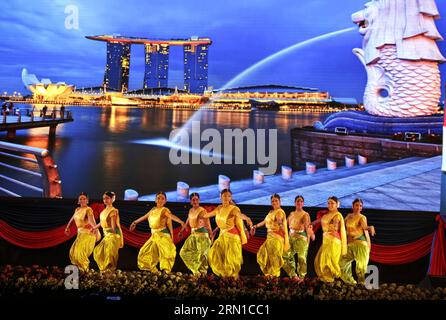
[0,0,445,101]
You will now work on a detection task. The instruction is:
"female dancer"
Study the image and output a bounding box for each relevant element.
[340,198,376,285]
[314,196,347,283]
[179,192,213,275]
[203,189,252,278]
[282,195,314,279]
[252,194,290,277]
[130,191,185,273]
[65,192,99,272]
[92,191,124,271]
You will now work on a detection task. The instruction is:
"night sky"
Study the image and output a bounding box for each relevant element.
[1,0,445,101]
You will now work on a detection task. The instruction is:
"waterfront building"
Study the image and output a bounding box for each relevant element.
[184,43,209,94]
[86,35,212,93]
[103,41,131,92]
[144,44,169,89]
[208,85,350,111]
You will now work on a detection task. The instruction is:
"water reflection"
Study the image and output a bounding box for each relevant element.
[0,104,328,198]
[102,142,124,177]
[172,109,195,129]
[99,106,133,133]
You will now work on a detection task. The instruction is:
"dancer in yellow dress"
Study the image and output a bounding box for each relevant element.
[340,198,376,285]
[179,192,213,276]
[92,191,124,271]
[203,189,252,278]
[65,193,100,272]
[282,195,315,279]
[252,194,290,277]
[314,196,347,283]
[130,191,185,273]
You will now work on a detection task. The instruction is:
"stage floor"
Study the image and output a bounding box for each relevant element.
[141,156,441,211]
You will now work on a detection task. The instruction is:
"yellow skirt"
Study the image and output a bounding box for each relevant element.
[315,233,342,282]
[180,232,211,275]
[208,232,242,278]
[340,240,370,284]
[93,233,121,271]
[138,232,176,273]
[257,233,285,277]
[69,232,96,272]
[282,235,308,278]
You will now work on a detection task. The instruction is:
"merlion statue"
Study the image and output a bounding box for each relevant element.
[352,0,445,117]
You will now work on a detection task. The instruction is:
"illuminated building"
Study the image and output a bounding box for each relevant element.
[184,42,209,94]
[103,41,131,92]
[21,68,74,101]
[207,85,359,111]
[144,44,169,88]
[86,35,212,93]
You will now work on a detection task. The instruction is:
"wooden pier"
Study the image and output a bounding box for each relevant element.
[0,109,73,139]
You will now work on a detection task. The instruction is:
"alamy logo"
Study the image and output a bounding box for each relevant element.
[365,265,379,290]
[64,5,79,30]
[169,121,278,175]
[64,265,79,289]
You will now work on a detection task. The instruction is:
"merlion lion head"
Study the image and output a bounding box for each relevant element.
[352,1,378,36]
[351,0,445,117]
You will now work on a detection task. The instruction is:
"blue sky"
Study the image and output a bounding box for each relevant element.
[1,0,445,101]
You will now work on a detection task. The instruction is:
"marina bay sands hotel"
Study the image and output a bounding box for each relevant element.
[86,35,212,94]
